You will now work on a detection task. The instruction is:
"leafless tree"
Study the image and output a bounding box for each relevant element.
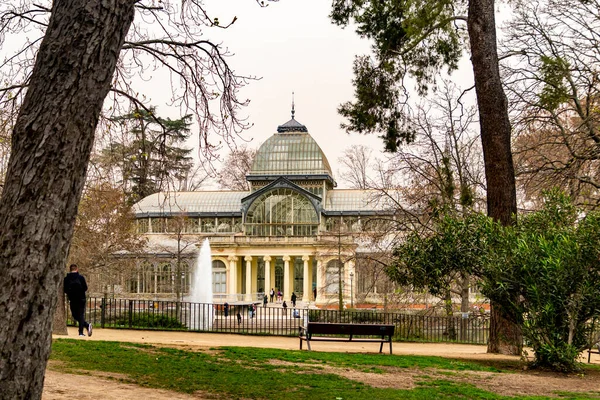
[164,215,199,302]
[357,83,485,316]
[501,0,600,209]
[0,0,263,163]
[68,183,146,295]
[318,220,358,310]
[0,1,275,397]
[216,145,256,190]
[337,145,375,189]
[373,82,485,225]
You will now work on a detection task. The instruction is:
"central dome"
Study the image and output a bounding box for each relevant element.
[249,116,333,177]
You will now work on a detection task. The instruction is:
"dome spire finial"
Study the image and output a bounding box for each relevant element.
[291,91,295,119]
[277,92,307,133]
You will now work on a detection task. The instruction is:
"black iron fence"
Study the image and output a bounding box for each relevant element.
[68,297,490,345]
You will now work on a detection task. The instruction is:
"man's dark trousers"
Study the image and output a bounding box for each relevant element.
[69,298,89,335]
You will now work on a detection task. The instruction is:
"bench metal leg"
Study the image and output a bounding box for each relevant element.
[307,339,311,351]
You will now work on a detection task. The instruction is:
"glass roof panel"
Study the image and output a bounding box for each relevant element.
[325,190,396,212]
[134,191,248,215]
[250,131,332,176]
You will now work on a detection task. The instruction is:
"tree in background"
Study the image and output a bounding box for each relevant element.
[0,1,274,397]
[68,183,146,295]
[340,83,484,315]
[217,145,257,190]
[319,216,358,310]
[100,108,194,205]
[164,215,200,304]
[331,0,519,355]
[501,0,600,209]
[389,212,493,340]
[337,145,374,189]
[385,82,485,216]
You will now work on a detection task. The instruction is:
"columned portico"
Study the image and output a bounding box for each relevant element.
[245,256,252,301]
[130,111,396,309]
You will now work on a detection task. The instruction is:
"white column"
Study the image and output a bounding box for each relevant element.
[283,255,291,301]
[302,255,310,302]
[316,257,324,304]
[245,256,253,301]
[263,255,271,298]
[227,255,238,301]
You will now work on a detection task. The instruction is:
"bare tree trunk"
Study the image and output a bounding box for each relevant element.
[468,0,522,355]
[460,275,470,342]
[0,1,134,398]
[460,276,470,314]
[52,280,68,336]
[444,291,457,340]
[488,304,521,354]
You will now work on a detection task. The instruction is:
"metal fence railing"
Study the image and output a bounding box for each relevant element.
[67,297,490,345]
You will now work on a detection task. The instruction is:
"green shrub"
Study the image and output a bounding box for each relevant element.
[350,311,384,323]
[111,312,186,329]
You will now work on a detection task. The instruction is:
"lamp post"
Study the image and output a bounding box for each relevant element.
[349,271,354,308]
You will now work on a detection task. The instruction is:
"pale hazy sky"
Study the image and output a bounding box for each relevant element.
[182,0,387,185]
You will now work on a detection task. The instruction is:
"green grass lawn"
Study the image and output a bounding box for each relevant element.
[49,339,600,400]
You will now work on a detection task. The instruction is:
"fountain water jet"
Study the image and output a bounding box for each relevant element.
[188,238,213,330]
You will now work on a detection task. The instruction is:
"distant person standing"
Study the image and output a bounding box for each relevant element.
[282,300,288,314]
[291,292,297,308]
[269,288,275,303]
[237,311,242,325]
[263,294,268,307]
[64,264,92,337]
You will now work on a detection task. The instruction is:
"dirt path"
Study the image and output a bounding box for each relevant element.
[51,326,514,358]
[43,327,600,399]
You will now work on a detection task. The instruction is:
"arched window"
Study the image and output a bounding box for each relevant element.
[156,263,172,293]
[174,261,190,295]
[245,188,319,236]
[212,260,226,294]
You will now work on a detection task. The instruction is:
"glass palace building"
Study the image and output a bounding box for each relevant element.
[132,113,396,307]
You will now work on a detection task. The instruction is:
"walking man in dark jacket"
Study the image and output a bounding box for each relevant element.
[64,264,92,337]
[291,292,297,308]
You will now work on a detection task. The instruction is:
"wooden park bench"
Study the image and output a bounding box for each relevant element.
[588,343,600,363]
[298,322,395,354]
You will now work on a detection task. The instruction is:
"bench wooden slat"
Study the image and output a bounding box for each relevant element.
[299,322,395,354]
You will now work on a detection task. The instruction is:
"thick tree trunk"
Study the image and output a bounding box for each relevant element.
[0,1,134,398]
[488,303,522,354]
[460,276,470,342]
[467,0,522,355]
